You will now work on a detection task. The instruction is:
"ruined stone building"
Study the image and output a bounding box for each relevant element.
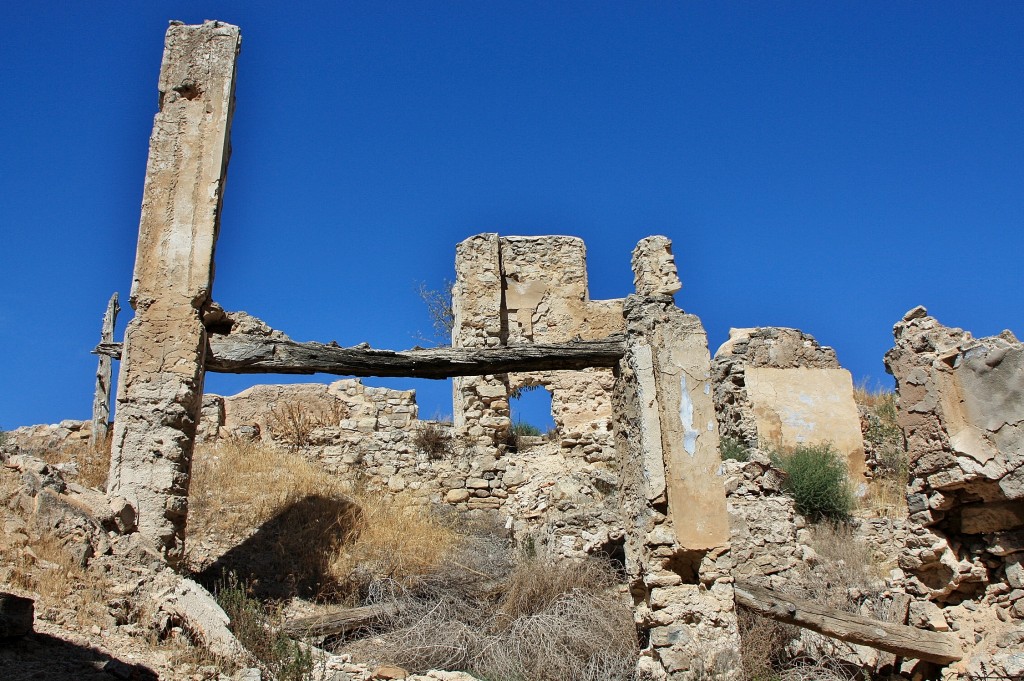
[5,20,1023,681]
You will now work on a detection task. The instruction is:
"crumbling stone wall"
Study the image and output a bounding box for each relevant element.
[613,237,740,681]
[713,327,868,484]
[886,306,1023,619]
[452,234,624,460]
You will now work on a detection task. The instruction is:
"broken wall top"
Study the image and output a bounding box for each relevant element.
[714,327,841,369]
[454,234,625,345]
[885,305,1023,502]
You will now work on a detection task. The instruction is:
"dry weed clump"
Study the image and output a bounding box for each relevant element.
[345,556,638,681]
[738,608,860,681]
[804,523,887,612]
[329,492,462,600]
[267,399,348,450]
[189,438,345,543]
[412,421,453,460]
[737,607,799,681]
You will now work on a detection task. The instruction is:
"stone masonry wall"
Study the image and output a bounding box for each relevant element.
[885,306,1024,619]
[713,327,868,485]
[452,234,624,461]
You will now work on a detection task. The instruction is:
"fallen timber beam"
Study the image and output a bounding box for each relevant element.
[282,602,399,638]
[95,333,626,379]
[733,581,962,665]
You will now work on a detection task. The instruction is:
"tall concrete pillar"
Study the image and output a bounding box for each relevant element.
[613,237,740,680]
[108,21,241,564]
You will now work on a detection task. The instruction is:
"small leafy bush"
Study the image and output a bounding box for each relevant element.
[720,437,750,462]
[216,572,316,680]
[772,443,853,523]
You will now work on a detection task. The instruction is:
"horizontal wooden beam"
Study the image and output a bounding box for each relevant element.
[734,581,962,665]
[95,333,625,379]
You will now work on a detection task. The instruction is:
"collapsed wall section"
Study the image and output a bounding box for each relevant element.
[712,327,867,484]
[885,306,1024,615]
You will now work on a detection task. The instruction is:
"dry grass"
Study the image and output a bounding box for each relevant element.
[856,388,909,518]
[329,492,462,600]
[266,400,348,450]
[6,531,111,629]
[37,434,111,490]
[804,523,887,612]
[346,556,638,681]
[852,379,892,409]
[412,421,453,460]
[737,607,799,681]
[187,438,462,601]
[189,438,345,542]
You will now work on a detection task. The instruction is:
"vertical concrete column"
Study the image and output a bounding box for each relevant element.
[451,234,511,448]
[613,237,740,680]
[108,21,240,565]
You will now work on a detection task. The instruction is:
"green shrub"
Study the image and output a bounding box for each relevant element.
[772,443,853,523]
[720,437,750,462]
[215,572,316,680]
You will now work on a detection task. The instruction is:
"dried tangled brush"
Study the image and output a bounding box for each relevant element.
[343,552,638,681]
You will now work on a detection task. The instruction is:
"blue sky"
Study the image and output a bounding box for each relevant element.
[1,2,1022,431]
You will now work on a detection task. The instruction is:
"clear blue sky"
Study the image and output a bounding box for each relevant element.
[2,2,1022,431]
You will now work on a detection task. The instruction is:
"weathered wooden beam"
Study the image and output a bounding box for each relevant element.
[734,581,962,665]
[95,333,626,379]
[90,292,120,448]
[282,602,399,638]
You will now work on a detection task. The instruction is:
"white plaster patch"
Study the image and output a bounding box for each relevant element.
[680,374,698,456]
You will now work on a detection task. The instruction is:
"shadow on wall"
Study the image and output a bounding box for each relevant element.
[196,494,360,600]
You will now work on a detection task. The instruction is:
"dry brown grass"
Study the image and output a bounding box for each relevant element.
[346,556,638,681]
[804,523,888,611]
[37,435,111,490]
[737,607,799,681]
[861,476,907,519]
[6,531,111,629]
[852,379,892,409]
[187,438,462,601]
[412,421,453,460]
[189,438,345,542]
[267,400,348,450]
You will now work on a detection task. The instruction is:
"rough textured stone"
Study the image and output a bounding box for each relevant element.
[108,21,241,565]
[452,234,624,457]
[713,327,867,484]
[613,239,739,680]
[885,308,1023,605]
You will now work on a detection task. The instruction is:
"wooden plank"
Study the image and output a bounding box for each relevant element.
[733,581,962,665]
[282,602,399,638]
[90,292,120,447]
[95,333,626,379]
